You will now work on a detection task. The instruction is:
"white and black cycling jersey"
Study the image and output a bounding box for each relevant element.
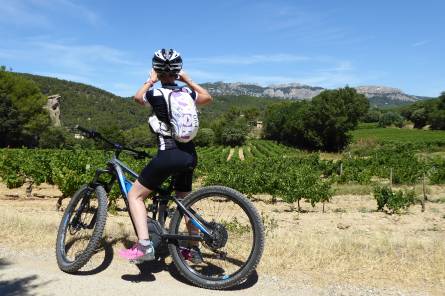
[143,83,198,150]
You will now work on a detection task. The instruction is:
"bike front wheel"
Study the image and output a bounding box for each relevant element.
[55,184,108,273]
[168,186,265,290]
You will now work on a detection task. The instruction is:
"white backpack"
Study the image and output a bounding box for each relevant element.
[148,88,199,143]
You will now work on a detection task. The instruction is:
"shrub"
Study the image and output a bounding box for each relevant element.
[378,112,404,128]
[220,126,247,147]
[373,185,415,214]
[429,157,445,184]
[194,128,215,146]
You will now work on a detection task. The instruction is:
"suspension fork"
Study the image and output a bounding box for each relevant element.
[71,187,94,229]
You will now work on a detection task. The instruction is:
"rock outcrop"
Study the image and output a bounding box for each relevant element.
[44,95,61,127]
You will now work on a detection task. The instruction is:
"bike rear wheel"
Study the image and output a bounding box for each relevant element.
[56,185,108,273]
[168,186,264,290]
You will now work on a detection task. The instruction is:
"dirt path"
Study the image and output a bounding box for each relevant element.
[238,147,245,161]
[0,244,420,296]
[1,245,298,296]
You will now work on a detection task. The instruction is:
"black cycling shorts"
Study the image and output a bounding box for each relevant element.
[137,147,197,192]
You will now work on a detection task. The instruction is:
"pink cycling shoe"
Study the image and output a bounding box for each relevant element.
[119,242,155,262]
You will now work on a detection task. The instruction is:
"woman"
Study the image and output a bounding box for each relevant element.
[118,49,212,262]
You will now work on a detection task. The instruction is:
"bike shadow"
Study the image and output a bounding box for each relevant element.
[69,236,133,276]
[67,237,259,290]
[121,257,259,290]
[121,258,171,283]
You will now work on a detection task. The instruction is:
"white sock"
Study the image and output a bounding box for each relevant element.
[139,239,151,247]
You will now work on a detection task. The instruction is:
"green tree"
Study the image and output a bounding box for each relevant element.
[123,124,156,148]
[378,111,404,128]
[303,87,369,151]
[243,107,260,122]
[362,108,382,123]
[438,92,445,110]
[263,87,368,151]
[96,123,126,149]
[220,126,247,146]
[429,110,445,130]
[410,108,428,128]
[211,107,250,146]
[0,71,50,147]
[39,127,66,148]
[194,128,215,146]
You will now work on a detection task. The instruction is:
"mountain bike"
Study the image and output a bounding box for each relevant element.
[55,126,265,290]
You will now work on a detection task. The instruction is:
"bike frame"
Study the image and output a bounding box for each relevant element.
[89,152,213,244]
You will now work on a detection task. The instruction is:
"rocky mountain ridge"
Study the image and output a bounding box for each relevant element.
[202,82,426,106]
[354,86,418,102]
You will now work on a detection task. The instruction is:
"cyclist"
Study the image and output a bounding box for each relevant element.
[119,49,212,263]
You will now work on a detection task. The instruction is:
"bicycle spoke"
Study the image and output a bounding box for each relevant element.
[175,193,255,279]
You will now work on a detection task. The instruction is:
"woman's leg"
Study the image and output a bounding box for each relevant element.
[176,191,200,247]
[128,180,152,240]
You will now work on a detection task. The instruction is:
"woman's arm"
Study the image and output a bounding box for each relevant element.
[134,69,158,106]
[178,70,212,105]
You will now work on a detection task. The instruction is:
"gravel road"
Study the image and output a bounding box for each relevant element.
[0,245,429,296]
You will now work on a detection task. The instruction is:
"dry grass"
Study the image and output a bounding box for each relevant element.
[1,183,444,294]
[251,192,445,293]
[332,183,372,195]
[261,225,445,289]
[319,152,342,161]
[0,206,59,248]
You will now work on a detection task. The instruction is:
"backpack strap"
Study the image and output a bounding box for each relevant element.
[158,88,176,138]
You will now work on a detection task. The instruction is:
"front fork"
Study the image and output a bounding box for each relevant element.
[71,187,96,231]
[88,167,138,237]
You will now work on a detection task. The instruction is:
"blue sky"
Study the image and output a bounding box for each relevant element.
[1,0,444,97]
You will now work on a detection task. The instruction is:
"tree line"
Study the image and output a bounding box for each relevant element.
[362,93,445,130]
[2,66,444,151]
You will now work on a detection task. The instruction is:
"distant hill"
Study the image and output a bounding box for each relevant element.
[202,82,431,108]
[16,73,147,131]
[14,73,276,130]
[12,72,434,132]
[202,82,323,100]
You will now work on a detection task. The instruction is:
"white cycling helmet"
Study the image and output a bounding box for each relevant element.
[152,49,183,74]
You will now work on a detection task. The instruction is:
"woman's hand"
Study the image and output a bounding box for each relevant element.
[177,69,212,105]
[177,70,192,84]
[147,69,159,84]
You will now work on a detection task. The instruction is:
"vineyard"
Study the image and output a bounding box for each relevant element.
[351,126,445,147]
[1,140,444,212]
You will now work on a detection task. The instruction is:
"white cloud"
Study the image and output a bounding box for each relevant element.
[188,54,310,65]
[0,0,50,26]
[411,40,429,47]
[33,41,139,68]
[0,37,148,96]
[186,53,361,88]
[0,0,100,27]
[41,0,100,25]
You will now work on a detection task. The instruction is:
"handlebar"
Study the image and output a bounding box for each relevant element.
[74,125,151,159]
